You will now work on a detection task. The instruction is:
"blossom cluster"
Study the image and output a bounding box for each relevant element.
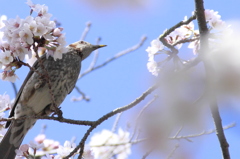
[14,128,131,159]
[0,0,67,82]
[89,128,131,159]
[146,9,227,76]
[15,134,78,159]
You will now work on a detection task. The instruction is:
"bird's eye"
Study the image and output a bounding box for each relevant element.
[80,41,84,44]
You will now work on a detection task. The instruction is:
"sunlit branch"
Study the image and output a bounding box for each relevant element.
[80,21,92,41]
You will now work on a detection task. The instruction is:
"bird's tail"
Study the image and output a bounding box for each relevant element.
[0,119,36,159]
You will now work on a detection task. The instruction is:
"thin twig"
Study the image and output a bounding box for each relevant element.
[170,123,235,140]
[111,113,122,133]
[166,144,179,159]
[130,95,158,141]
[78,36,147,79]
[71,87,90,102]
[90,138,146,147]
[80,22,92,41]
[11,83,17,97]
[173,126,184,138]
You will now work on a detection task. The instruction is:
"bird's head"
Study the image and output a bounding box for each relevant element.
[67,41,106,60]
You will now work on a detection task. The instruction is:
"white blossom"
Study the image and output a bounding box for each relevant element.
[147,60,159,76]
[34,22,48,36]
[166,29,183,49]
[55,140,76,158]
[205,9,226,29]
[19,23,34,44]
[29,140,44,150]
[15,144,29,158]
[0,0,66,67]
[0,71,18,82]
[145,39,164,55]
[43,139,60,151]
[0,51,13,65]
[0,93,11,111]
[90,128,131,159]
[53,28,62,37]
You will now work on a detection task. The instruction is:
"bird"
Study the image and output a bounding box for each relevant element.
[0,40,106,159]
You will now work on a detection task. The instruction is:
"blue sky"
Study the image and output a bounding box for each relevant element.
[0,0,240,158]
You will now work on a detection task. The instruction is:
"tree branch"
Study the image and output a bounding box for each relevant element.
[63,84,158,159]
[194,0,230,158]
[0,116,94,126]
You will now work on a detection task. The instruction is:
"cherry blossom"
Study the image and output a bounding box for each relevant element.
[89,128,131,159]
[0,0,67,82]
[205,9,227,30]
[15,144,29,158]
[0,93,11,111]
[0,71,18,83]
[55,140,76,158]
[145,39,164,55]
[147,60,160,76]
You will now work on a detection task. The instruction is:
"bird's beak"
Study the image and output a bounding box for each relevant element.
[94,45,107,49]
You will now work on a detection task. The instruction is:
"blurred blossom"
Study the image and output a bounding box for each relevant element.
[29,140,44,150]
[89,128,131,159]
[35,134,46,144]
[0,71,18,83]
[15,144,29,158]
[188,39,199,55]
[0,15,7,45]
[83,146,94,159]
[55,140,76,158]
[208,21,240,96]
[43,139,60,151]
[147,9,230,76]
[0,93,11,111]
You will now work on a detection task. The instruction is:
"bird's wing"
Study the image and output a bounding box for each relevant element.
[5,54,47,128]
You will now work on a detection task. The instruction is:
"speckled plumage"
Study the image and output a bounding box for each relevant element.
[0,41,106,159]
